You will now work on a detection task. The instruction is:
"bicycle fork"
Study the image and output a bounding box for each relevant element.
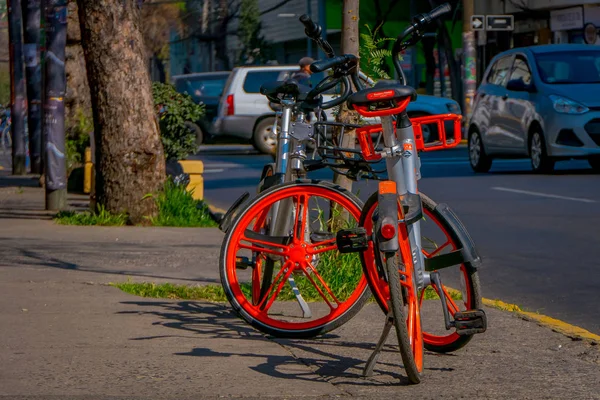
[264,100,312,318]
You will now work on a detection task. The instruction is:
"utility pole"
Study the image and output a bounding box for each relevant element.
[22,0,42,174]
[462,0,477,126]
[7,0,28,175]
[43,0,67,210]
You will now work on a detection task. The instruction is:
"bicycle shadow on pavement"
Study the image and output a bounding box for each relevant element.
[119,299,454,386]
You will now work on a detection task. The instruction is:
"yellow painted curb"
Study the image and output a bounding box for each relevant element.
[482,298,600,344]
[208,204,228,215]
[0,165,4,170]
[179,160,204,201]
[460,139,467,144]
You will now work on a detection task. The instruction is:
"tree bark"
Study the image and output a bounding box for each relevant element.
[333,0,360,193]
[65,0,91,131]
[77,0,166,224]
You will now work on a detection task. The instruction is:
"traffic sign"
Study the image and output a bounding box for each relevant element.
[486,15,514,31]
[471,15,484,30]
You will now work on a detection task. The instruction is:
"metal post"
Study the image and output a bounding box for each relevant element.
[43,0,67,210]
[462,0,477,126]
[7,0,28,175]
[22,0,42,174]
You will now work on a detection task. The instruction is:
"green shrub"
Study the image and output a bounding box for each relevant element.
[149,178,216,227]
[152,82,205,161]
[65,107,92,174]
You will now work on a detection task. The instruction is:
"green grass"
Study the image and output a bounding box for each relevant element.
[55,205,128,226]
[54,179,217,227]
[112,281,228,302]
[149,179,217,227]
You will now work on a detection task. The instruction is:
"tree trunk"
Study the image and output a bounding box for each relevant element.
[77,0,166,224]
[333,0,360,193]
[65,0,91,132]
[22,0,42,174]
[331,0,359,228]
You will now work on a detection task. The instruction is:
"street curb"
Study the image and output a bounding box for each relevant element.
[460,139,467,145]
[482,298,600,344]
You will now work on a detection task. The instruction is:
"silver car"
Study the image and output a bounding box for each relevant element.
[468,44,600,173]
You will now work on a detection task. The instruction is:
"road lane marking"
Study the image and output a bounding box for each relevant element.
[203,169,225,173]
[492,187,596,203]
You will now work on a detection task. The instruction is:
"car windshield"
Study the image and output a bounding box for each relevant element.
[174,74,230,100]
[534,50,600,84]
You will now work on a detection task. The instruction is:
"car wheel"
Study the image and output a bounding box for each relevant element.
[184,121,204,152]
[468,129,492,173]
[588,156,600,172]
[253,117,278,155]
[529,129,554,173]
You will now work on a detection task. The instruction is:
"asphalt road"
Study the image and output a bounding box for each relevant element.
[193,146,600,335]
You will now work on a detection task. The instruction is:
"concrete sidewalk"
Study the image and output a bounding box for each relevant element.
[0,174,599,399]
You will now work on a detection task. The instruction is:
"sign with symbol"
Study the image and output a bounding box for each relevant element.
[471,15,484,30]
[486,15,514,31]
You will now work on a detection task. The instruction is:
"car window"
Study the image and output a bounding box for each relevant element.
[174,74,229,100]
[487,56,513,86]
[509,56,532,85]
[243,71,285,93]
[534,50,600,84]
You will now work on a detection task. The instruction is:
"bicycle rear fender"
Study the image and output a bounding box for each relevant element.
[424,202,482,271]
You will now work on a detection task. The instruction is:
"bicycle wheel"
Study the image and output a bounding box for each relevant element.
[385,248,424,384]
[220,180,371,338]
[360,192,482,353]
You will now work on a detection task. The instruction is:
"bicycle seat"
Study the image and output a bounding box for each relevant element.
[260,79,312,104]
[348,80,416,117]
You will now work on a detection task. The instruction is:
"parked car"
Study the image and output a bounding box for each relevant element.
[469,44,600,173]
[171,71,231,146]
[214,65,462,155]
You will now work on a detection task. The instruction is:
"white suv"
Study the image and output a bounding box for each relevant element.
[214,65,462,154]
[213,65,302,154]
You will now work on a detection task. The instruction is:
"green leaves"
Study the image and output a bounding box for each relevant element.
[359,23,398,82]
[152,82,205,161]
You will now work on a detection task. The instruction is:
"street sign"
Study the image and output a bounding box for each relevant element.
[471,15,484,30]
[486,15,514,31]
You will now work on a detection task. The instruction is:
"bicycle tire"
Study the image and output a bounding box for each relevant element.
[359,192,482,353]
[220,180,372,338]
[385,251,423,384]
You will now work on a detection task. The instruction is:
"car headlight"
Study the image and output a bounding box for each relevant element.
[446,102,461,114]
[549,95,589,115]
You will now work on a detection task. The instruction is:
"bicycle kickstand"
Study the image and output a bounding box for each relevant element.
[363,310,394,377]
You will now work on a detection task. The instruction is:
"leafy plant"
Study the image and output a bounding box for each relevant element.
[359,24,398,82]
[54,204,128,226]
[149,178,217,227]
[65,107,92,174]
[152,82,205,161]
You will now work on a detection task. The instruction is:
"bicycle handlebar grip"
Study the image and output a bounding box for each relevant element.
[310,54,357,73]
[426,3,451,22]
[299,14,321,38]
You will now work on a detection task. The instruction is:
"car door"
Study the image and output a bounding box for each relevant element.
[484,55,515,149]
[497,54,535,153]
[238,69,286,115]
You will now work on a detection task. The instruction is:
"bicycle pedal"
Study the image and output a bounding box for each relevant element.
[336,228,369,254]
[454,309,487,336]
[235,256,254,270]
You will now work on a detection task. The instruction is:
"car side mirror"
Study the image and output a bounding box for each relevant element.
[507,78,535,93]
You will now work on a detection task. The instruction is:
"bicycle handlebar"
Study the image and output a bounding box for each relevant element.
[298,14,335,58]
[310,54,357,74]
[392,2,452,84]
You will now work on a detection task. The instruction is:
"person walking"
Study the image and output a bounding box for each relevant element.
[291,57,314,87]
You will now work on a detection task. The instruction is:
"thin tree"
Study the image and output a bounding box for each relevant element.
[333,0,360,193]
[77,0,166,224]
